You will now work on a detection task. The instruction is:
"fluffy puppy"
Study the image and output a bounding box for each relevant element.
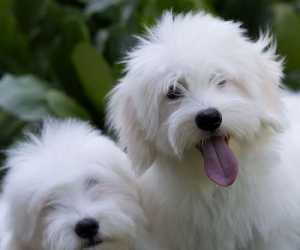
[0,119,154,250]
[108,12,300,250]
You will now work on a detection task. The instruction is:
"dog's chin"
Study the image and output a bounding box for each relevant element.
[82,238,103,249]
[83,238,131,250]
[47,238,103,250]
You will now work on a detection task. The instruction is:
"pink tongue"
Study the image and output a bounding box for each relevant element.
[198,137,238,187]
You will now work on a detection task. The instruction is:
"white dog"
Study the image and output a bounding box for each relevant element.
[108,12,300,250]
[0,119,156,250]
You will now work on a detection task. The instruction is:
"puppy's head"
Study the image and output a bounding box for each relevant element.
[108,12,284,186]
[2,119,145,250]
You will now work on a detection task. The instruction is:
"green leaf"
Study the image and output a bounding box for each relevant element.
[0,74,91,122]
[42,2,92,98]
[60,12,90,47]
[273,3,300,70]
[72,42,114,113]
[46,89,90,119]
[13,0,48,33]
[191,0,215,13]
[0,0,12,11]
[85,0,123,16]
[0,111,24,146]
[285,70,300,90]
[0,75,50,121]
[0,0,31,74]
[0,111,25,174]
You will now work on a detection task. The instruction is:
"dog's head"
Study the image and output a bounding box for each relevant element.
[108,12,284,186]
[2,119,145,250]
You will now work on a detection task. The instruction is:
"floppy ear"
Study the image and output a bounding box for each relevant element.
[107,83,156,175]
[255,33,285,132]
[6,187,49,245]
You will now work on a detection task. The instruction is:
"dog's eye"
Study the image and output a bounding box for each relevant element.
[217,80,226,87]
[167,85,184,100]
[85,177,99,189]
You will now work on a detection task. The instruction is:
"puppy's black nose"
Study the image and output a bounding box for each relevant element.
[75,218,99,239]
[195,108,222,131]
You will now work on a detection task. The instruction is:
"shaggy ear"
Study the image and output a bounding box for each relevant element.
[255,33,285,132]
[107,84,156,175]
[6,188,48,244]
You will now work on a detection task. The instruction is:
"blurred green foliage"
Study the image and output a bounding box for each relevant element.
[0,0,300,164]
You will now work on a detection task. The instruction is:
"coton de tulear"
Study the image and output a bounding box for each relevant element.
[0,119,158,250]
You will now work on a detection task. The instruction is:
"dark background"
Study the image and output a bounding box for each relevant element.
[0,0,300,167]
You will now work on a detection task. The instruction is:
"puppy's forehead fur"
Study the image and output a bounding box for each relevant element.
[4,119,135,194]
[125,12,282,88]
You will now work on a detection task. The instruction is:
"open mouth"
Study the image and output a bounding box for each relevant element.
[196,135,238,187]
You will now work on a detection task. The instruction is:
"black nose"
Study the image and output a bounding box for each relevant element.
[75,218,99,239]
[195,108,222,131]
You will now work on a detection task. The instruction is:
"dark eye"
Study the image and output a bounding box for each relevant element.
[85,177,99,189]
[217,80,226,87]
[167,85,184,100]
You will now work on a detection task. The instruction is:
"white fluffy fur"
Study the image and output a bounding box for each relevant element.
[0,119,156,250]
[0,199,7,245]
[108,12,300,250]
